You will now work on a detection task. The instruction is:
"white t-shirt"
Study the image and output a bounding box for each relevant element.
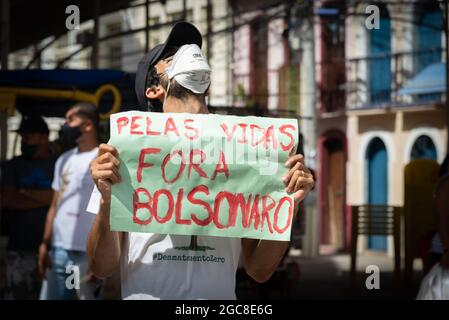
[87,187,242,300]
[52,147,98,252]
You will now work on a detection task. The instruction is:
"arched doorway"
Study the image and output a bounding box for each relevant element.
[369,4,391,104]
[367,137,388,251]
[411,135,437,161]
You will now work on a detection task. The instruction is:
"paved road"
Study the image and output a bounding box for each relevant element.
[236,252,423,300]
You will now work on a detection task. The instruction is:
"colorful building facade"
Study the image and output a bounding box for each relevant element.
[316,0,448,254]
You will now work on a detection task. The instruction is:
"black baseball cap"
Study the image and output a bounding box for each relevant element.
[135,22,203,110]
[16,115,49,134]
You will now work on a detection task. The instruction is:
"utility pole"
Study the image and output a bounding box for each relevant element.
[300,0,319,258]
[182,0,187,21]
[91,0,100,69]
[206,0,212,61]
[145,0,150,53]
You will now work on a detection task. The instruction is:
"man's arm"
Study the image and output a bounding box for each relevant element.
[242,206,299,283]
[41,191,58,245]
[87,197,123,278]
[242,154,314,283]
[1,188,53,209]
[87,143,123,278]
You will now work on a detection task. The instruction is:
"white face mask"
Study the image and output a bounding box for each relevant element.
[166,44,211,95]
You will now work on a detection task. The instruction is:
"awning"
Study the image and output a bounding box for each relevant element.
[398,63,446,96]
[0,69,128,88]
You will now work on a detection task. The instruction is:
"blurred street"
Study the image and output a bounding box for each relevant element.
[237,248,423,300]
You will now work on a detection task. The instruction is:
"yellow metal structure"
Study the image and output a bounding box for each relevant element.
[0,84,122,120]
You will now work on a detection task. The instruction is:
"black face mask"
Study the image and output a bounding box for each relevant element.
[21,142,39,159]
[61,123,83,144]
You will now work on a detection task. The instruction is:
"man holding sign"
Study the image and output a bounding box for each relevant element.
[86,22,314,300]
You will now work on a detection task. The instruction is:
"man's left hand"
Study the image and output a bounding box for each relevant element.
[282,154,314,205]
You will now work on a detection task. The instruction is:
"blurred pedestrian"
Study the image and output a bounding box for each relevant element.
[38,102,101,300]
[0,115,56,299]
[431,154,449,269]
[416,156,449,300]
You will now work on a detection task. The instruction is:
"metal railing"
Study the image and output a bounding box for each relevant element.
[345,47,445,110]
[320,48,446,112]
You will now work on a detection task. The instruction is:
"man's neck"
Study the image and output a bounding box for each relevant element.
[165,96,209,114]
[77,137,98,152]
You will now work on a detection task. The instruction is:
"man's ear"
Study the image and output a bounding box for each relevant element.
[145,86,165,101]
[84,119,94,133]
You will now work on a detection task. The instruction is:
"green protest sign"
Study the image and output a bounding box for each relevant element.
[109,111,299,241]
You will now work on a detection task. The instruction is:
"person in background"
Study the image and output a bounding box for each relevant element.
[0,115,56,299]
[38,102,101,300]
[416,154,449,299]
[430,154,449,269]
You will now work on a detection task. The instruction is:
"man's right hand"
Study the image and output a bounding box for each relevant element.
[38,243,51,279]
[90,144,121,202]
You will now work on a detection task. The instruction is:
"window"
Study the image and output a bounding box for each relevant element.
[168,9,193,23]
[200,6,207,21]
[411,135,437,161]
[107,22,122,35]
[148,16,160,27]
[151,36,161,47]
[320,3,345,112]
[108,44,122,69]
[13,58,25,69]
[415,1,443,73]
[368,4,391,105]
[278,64,300,112]
[56,35,69,49]
[200,6,208,31]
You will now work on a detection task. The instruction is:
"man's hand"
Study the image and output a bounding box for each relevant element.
[37,243,51,279]
[282,154,314,205]
[90,144,121,202]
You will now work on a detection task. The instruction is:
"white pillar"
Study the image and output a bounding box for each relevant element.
[299,10,319,258]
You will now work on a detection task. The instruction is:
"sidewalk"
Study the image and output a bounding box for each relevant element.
[236,249,424,300]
